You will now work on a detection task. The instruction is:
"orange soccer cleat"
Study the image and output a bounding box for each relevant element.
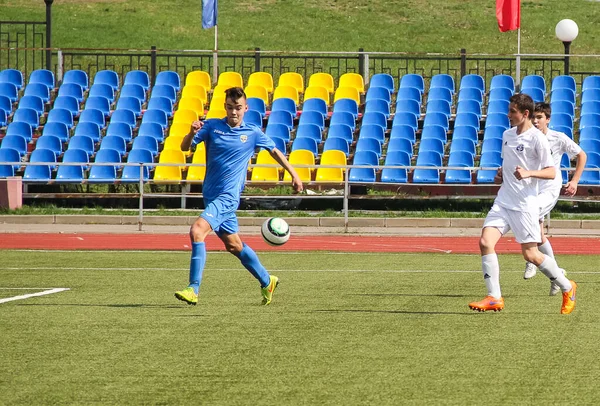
[468,296,505,312]
[561,281,577,314]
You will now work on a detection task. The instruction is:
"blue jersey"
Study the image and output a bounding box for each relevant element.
[191,118,276,203]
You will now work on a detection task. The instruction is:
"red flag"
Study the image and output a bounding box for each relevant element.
[496,0,520,32]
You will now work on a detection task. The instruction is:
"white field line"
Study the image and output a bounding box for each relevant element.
[0,288,70,304]
[1,266,598,274]
[3,249,472,256]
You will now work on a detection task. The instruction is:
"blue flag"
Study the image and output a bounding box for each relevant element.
[202,0,217,29]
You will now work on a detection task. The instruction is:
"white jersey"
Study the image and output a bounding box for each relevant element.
[539,129,582,195]
[494,125,554,212]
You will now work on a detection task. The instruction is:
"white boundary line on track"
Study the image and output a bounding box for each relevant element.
[2,249,473,256]
[0,288,70,304]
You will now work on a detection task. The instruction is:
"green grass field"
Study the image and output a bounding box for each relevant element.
[1,250,599,405]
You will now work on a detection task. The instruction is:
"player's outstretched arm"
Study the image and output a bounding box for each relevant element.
[565,150,588,196]
[269,148,304,193]
[514,165,555,180]
[181,120,204,152]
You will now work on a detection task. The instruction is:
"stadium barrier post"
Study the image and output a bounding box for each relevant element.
[44,0,53,72]
[138,164,144,231]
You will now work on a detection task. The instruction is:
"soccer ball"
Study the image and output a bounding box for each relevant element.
[261,217,290,246]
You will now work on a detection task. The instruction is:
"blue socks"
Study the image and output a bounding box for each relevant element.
[239,243,270,287]
[188,242,206,294]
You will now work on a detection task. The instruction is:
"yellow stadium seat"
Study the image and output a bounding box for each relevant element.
[256,149,281,171]
[173,109,198,124]
[181,85,208,105]
[304,86,330,105]
[316,149,346,182]
[154,148,186,183]
[278,72,304,94]
[186,142,206,182]
[284,149,315,182]
[178,97,204,116]
[334,86,360,104]
[217,72,243,88]
[212,84,229,98]
[209,95,225,111]
[244,85,269,104]
[273,85,299,105]
[251,166,280,182]
[339,73,365,93]
[205,109,226,119]
[309,73,335,94]
[248,72,274,93]
[163,135,185,152]
[186,71,211,91]
[169,122,193,138]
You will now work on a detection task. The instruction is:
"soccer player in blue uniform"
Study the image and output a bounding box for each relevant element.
[174,87,303,306]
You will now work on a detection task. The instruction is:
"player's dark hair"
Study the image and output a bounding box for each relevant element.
[225,87,246,102]
[534,102,551,119]
[509,93,535,119]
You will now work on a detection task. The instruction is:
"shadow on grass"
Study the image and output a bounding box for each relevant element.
[17,303,184,309]
[348,293,470,298]
[314,309,475,315]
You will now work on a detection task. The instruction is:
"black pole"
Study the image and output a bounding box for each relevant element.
[358,47,364,77]
[150,45,157,86]
[563,41,571,76]
[44,0,53,72]
[254,47,260,72]
[460,48,467,79]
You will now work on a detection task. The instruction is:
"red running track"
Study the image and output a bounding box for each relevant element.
[1,233,600,254]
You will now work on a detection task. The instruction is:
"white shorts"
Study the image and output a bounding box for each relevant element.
[483,203,541,244]
[538,189,560,221]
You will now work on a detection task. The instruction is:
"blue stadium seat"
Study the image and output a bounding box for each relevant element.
[272,98,297,116]
[18,95,44,116]
[85,96,111,117]
[453,112,480,131]
[0,147,22,171]
[291,137,318,157]
[580,101,600,117]
[399,74,424,94]
[578,114,600,130]
[396,87,422,104]
[485,113,510,129]
[88,148,121,183]
[28,148,57,171]
[137,122,164,141]
[359,124,385,142]
[23,162,52,182]
[141,109,168,129]
[6,122,33,142]
[54,95,80,118]
[269,135,287,153]
[121,149,153,183]
[265,123,290,142]
[244,110,263,127]
[58,83,84,103]
[330,111,356,131]
[116,97,142,117]
[0,69,24,89]
[579,139,600,154]
[369,73,395,93]
[302,98,328,117]
[579,152,600,185]
[327,124,353,143]
[0,109,6,127]
[456,100,482,119]
[427,87,452,103]
[106,122,133,142]
[487,100,509,115]
[521,75,546,93]
[89,83,116,103]
[448,150,474,167]
[425,99,451,118]
[582,89,600,104]
[151,84,177,105]
[412,165,440,183]
[477,151,502,184]
[361,111,387,131]
[481,138,503,154]
[35,135,62,156]
[387,137,413,157]
[550,125,573,139]
[423,112,449,131]
[131,135,159,156]
[332,99,358,119]
[111,109,137,129]
[488,87,513,102]
[389,124,416,144]
[459,74,485,93]
[47,108,74,129]
[353,150,379,166]
[63,70,89,91]
[322,136,350,157]
[0,164,14,178]
[13,108,39,129]
[550,88,575,105]
[551,75,576,93]
[99,135,127,157]
[395,99,420,118]
[483,125,506,140]
[449,138,476,157]
[364,99,390,119]
[296,124,322,141]
[298,110,325,131]
[67,137,95,157]
[62,147,90,167]
[55,164,85,183]
[421,125,447,143]
[0,95,12,115]
[155,70,181,91]
[268,110,294,130]
[452,125,478,143]
[549,113,573,130]
[579,127,600,141]
[0,82,18,103]
[365,86,391,103]
[490,74,515,93]
[520,88,545,103]
[560,153,570,183]
[348,166,376,183]
[418,138,444,155]
[457,87,483,105]
[430,74,455,94]
[381,150,410,183]
[444,162,472,184]
[356,137,382,158]
[120,83,147,103]
[24,83,50,103]
[247,97,266,117]
[74,122,101,143]
[94,70,120,91]
[124,70,150,91]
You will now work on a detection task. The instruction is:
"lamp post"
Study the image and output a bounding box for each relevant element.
[44,0,54,71]
[555,19,579,76]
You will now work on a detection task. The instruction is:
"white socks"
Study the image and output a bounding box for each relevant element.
[482,254,501,299]
[538,255,572,292]
[538,240,555,259]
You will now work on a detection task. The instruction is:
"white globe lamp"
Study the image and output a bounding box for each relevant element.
[555,19,578,75]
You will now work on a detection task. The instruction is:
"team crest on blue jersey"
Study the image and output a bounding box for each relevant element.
[516,144,524,152]
[240,135,248,143]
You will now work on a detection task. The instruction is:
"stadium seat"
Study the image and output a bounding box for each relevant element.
[18,95,44,116]
[387,137,413,157]
[481,138,503,154]
[485,113,510,129]
[177,97,203,116]
[327,124,353,143]
[88,149,121,183]
[0,147,22,171]
[418,138,444,155]
[448,150,474,167]
[579,127,600,142]
[269,135,287,153]
[454,112,480,131]
[295,123,322,142]
[339,73,365,93]
[487,99,509,115]
[272,97,297,117]
[550,125,573,139]
[457,87,483,105]
[449,138,476,157]
[425,99,451,118]
[423,112,449,131]
[333,86,360,105]
[549,113,573,130]
[245,85,269,106]
[551,75,576,93]
[388,125,416,143]
[459,74,485,93]
[106,122,133,142]
[265,123,291,142]
[273,85,299,105]
[483,125,506,140]
[79,108,106,129]
[131,135,159,157]
[99,136,127,157]
[355,137,382,158]
[303,86,330,106]
[150,84,177,105]
[381,150,410,183]
[23,160,53,182]
[284,149,314,182]
[0,135,27,157]
[146,96,174,117]
[23,83,50,103]
[62,148,90,168]
[94,69,119,92]
[89,83,116,103]
[155,70,181,91]
[58,83,84,103]
[153,149,184,183]
[247,97,267,117]
[490,74,515,93]
[121,149,153,183]
[308,73,335,94]
[13,108,40,129]
[52,95,80,118]
[64,70,89,91]
[173,108,198,125]
[181,85,208,105]
[124,70,150,91]
[333,98,359,119]
[248,72,274,94]
[0,69,24,89]
[550,88,575,105]
[141,109,168,129]
[217,71,243,89]
[268,110,294,130]
[396,87,422,104]
[292,136,319,157]
[412,165,440,183]
[120,83,146,103]
[252,150,281,182]
[359,124,385,142]
[582,89,600,104]
[365,99,391,119]
[0,94,12,114]
[330,111,356,131]
[521,87,545,103]
[395,99,421,118]
[67,137,95,157]
[84,96,110,117]
[138,122,164,141]
[0,109,6,127]
[361,111,387,131]
[427,87,452,103]
[579,152,600,185]
[370,73,395,93]
[521,75,546,93]
[186,143,207,182]
[444,162,472,184]
[580,139,600,154]
[278,72,304,94]
[578,114,600,130]
[41,122,69,143]
[316,150,346,182]
[323,136,350,157]
[244,110,263,127]
[392,112,418,131]
[430,74,455,94]
[35,135,62,156]
[116,97,142,117]
[348,166,376,183]
[399,74,425,94]
[0,82,18,103]
[185,71,211,90]
[6,122,33,142]
[55,162,85,183]
[456,100,482,119]
[302,97,328,116]
[452,125,478,143]
[580,101,600,117]
[73,122,101,143]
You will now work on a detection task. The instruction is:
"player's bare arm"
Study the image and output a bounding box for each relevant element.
[181,120,204,151]
[564,150,588,196]
[269,148,304,193]
[494,168,503,184]
[514,165,555,180]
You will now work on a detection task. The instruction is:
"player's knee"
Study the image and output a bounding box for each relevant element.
[479,237,493,253]
[189,220,209,242]
[225,241,243,256]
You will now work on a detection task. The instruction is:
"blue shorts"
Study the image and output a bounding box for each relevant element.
[200,197,239,236]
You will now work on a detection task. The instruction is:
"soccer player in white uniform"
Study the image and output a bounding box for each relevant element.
[468,94,577,314]
[522,102,587,295]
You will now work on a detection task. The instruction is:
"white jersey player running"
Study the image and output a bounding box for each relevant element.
[522,102,587,296]
[468,94,578,315]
